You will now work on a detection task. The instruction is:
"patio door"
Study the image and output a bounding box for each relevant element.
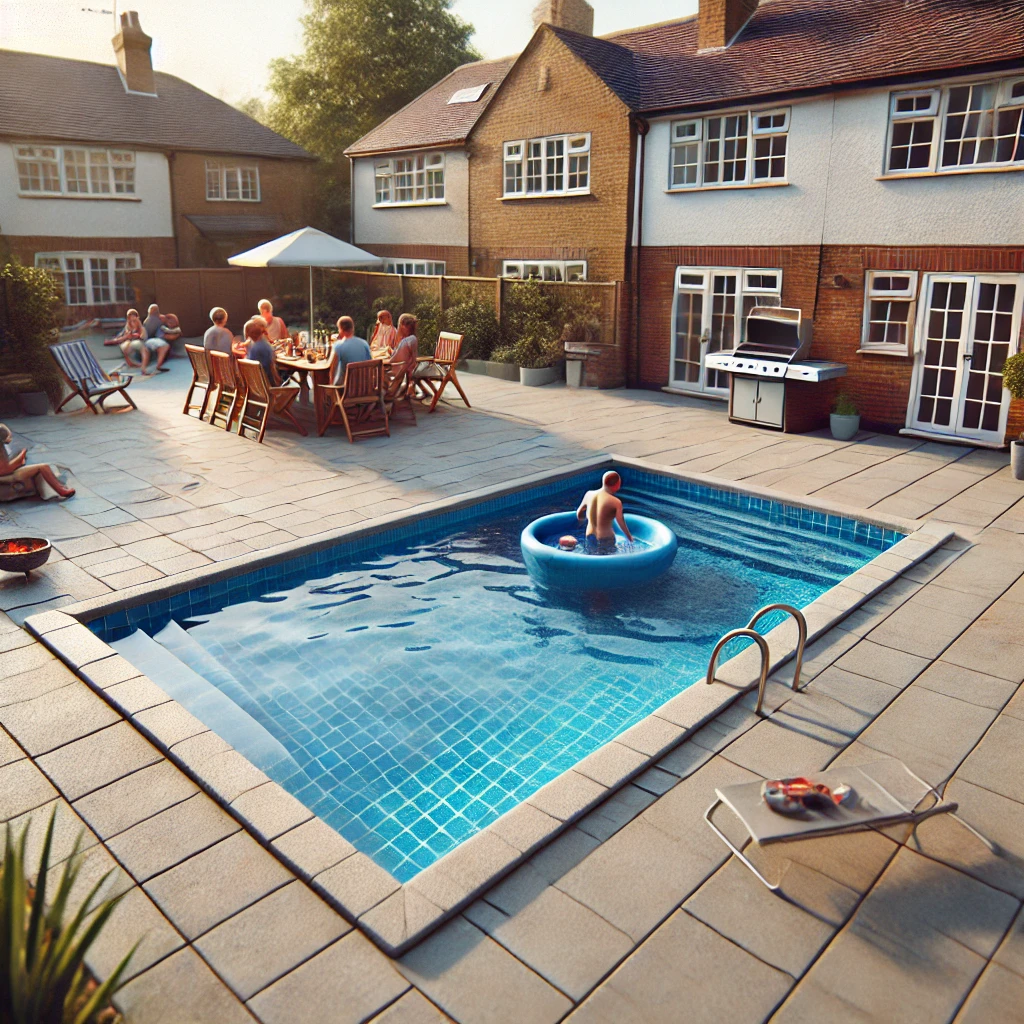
[669,269,740,396]
[908,274,1022,444]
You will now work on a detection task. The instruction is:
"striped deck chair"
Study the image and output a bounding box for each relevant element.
[49,340,136,414]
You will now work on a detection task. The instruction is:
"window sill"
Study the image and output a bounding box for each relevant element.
[878,164,1024,181]
[18,193,141,202]
[372,199,447,209]
[664,180,789,194]
[206,198,262,204]
[499,190,592,201]
[856,347,910,357]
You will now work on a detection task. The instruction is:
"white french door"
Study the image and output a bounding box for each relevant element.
[907,274,1022,445]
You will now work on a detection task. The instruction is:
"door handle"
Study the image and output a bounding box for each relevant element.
[962,352,972,363]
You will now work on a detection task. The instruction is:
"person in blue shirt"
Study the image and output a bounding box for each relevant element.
[330,316,372,386]
[243,318,281,386]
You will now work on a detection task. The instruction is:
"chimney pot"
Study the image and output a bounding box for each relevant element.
[698,0,759,51]
[113,9,155,95]
[532,0,594,36]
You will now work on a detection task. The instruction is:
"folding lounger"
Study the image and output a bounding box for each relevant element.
[49,339,136,414]
[705,756,998,893]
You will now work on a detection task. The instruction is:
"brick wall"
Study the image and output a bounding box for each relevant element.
[360,243,470,277]
[468,27,635,283]
[169,152,314,267]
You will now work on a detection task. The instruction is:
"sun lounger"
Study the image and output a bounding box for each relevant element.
[705,756,997,893]
[49,339,136,414]
[412,331,470,413]
[235,358,307,443]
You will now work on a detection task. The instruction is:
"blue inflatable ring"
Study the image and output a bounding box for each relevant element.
[521,512,678,591]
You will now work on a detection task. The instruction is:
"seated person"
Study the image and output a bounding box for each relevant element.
[257,299,289,343]
[243,318,282,387]
[330,316,372,386]
[0,424,75,500]
[203,307,234,354]
[576,471,632,551]
[138,303,172,375]
[370,310,398,355]
[143,304,182,342]
[389,313,419,383]
[107,308,146,367]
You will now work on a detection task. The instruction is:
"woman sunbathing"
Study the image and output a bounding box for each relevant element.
[0,425,75,500]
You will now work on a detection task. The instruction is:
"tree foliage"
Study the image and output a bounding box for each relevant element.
[265,0,480,235]
[0,260,64,407]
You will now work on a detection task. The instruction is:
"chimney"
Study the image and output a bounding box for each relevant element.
[532,0,594,36]
[113,11,155,95]
[698,0,759,50]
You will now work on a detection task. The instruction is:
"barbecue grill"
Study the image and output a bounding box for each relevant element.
[704,307,846,430]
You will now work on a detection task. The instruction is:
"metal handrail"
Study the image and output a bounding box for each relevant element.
[746,604,808,691]
[705,628,771,717]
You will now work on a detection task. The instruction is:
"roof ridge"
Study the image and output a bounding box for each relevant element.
[597,12,699,43]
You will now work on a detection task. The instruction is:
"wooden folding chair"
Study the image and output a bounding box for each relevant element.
[384,365,417,426]
[316,359,389,442]
[208,351,241,431]
[183,345,212,420]
[412,332,470,413]
[49,339,136,414]
[235,359,307,443]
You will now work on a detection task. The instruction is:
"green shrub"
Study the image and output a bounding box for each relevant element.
[501,281,561,369]
[833,393,858,416]
[1,807,136,1024]
[0,260,65,409]
[442,299,499,360]
[490,344,516,364]
[412,299,441,355]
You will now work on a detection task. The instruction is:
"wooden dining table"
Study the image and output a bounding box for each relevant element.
[275,351,334,435]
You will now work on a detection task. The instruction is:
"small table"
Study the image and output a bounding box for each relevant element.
[276,352,334,435]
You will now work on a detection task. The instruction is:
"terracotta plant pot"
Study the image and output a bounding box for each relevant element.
[830,412,860,441]
[1011,439,1024,481]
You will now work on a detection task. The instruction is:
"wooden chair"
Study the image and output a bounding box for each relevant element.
[183,345,212,420]
[208,351,241,431]
[49,339,136,414]
[316,359,389,442]
[384,365,417,426]
[412,332,470,413]
[235,359,307,443]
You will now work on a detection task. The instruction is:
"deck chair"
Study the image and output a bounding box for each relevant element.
[384,364,417,426]
[49,339,136,414]
[183,345,212,420]
[235,358,307,443]
[315,359,389,442]
[207,351,241,431]
[705,756,997,894]
[412,332,470,413]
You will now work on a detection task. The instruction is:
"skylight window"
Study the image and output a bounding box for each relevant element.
[448,83,489,104]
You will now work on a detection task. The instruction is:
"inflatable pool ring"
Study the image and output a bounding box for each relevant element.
[521,511,678,591]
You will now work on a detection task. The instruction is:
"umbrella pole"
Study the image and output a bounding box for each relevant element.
[308,265,314,340]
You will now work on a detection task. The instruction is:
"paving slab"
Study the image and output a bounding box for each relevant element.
[369,989,454,1024]
[913,659,1018,711]
[271,815,356,880]
[0,757,58,822]
[955,962,1024,1023]
[0,678,120,755]
[231,780,313,841]
[313,851,401,919]
[834,639,930,689]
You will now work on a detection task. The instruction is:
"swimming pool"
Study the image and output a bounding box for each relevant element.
[87,468,903,883]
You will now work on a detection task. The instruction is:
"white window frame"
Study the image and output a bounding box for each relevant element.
[15,143,136,197]
[385,259,446,276]
[35,252,139,306]
[502,260,588,282]
[372,152,446,207]
[860,270,920,355]
[205,161,261,202]
[501,133,591,198]
[668,108,789,190]
[884,75,1024,176]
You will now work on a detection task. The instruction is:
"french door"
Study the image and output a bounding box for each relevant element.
[908,274,1022,445]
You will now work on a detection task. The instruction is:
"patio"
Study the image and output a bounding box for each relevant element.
[1,352,1023,1023]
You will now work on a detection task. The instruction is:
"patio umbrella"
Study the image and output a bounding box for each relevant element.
[228,227,384,337]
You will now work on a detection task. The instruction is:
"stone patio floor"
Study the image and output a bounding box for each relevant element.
[1,353,1024,1023]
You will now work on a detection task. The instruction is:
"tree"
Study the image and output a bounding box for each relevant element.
[265,0,480,236]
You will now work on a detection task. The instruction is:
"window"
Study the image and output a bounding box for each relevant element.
[885,77,1024,174]
[205,162,260,201]
[861,271,919,354]
[669,109,789,189]
[15,144,134,196]
[385,259,446,276]
[502,133,591,197]
[373,153,445,205]
[35,252,139,306]
[448,83,490,104]
[501,260,587,282]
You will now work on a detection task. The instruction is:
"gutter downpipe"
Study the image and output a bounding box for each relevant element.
[631,116,650,389]
[348,156,355,244]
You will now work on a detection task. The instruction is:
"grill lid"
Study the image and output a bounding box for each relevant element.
[736,307,812,363]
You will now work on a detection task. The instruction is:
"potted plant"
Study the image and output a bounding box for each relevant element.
[1003,352,1024,480]
[485,345,520,381]
[830,393,860,441]
[515,335,563,386]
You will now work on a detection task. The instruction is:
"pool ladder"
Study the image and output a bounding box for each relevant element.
[705,604,808,717]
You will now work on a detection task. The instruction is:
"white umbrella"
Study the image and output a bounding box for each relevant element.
[228,227,384,337]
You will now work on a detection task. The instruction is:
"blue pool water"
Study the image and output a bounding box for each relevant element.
[92,471,901,881]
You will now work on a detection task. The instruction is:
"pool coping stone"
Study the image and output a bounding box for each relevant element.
[25,459,951,956]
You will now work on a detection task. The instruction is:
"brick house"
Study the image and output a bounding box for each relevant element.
[0,12,314,321]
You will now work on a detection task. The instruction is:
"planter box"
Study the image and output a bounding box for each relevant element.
[17,392,50,417]
[485,361,519,382]
[520,365,562,387]
[830,412,860,441]
[462,359,488,376]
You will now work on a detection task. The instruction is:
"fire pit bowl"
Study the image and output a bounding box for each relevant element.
[0,538,52,579]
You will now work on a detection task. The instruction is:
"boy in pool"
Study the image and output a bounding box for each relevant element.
[576,471,633,551]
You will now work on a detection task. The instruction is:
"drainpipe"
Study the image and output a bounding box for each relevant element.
[631,116,650,388]
[348,156,355,244]
[167,150,181,267]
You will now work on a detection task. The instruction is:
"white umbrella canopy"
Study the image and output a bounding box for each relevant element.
[228,227,384,336]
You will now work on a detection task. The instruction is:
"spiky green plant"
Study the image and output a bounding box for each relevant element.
[1,807,136,1024]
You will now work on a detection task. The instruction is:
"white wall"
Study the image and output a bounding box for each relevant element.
[641,82,1024,248]
[352,150,469,247]
[0,145,173,238]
